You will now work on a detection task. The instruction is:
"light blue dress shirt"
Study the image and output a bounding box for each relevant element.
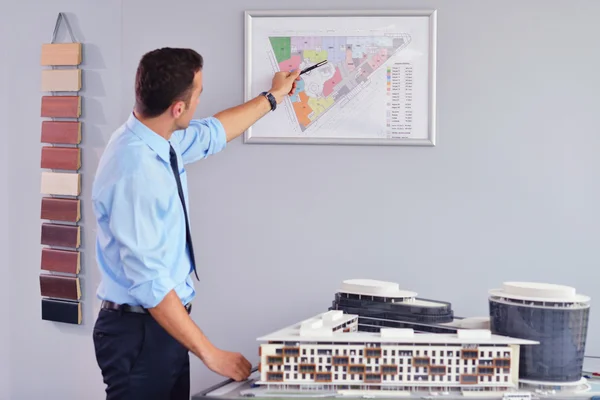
[92,113,227,308]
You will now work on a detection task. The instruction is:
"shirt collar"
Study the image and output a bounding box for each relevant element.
[125,112,171,164]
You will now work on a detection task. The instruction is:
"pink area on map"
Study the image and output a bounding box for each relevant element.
[323,67,342,97]
[279,55,302,72]
[345,49,355,72]
[367,49,389,70]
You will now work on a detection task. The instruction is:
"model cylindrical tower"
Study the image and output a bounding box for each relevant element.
[488,282,590,385]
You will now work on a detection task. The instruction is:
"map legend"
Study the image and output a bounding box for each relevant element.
[386,62,414,138]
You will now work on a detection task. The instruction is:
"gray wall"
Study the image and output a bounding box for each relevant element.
[1,4,10,398]
[2,0,600,398]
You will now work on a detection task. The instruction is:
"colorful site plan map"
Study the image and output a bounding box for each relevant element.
[269,35,411,133]
[244,11,436,145]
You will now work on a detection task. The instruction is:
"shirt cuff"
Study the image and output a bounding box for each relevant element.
[207,116,228,150]
[128,275,178,309]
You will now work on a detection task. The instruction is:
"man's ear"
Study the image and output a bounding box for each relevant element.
[172,101,185,118]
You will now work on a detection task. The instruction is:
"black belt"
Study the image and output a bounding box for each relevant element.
[101,300,192,315]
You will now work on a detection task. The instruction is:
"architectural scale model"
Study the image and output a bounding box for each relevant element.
[329,279,460,334]
[488,282,591,392]
[242,279,594,399]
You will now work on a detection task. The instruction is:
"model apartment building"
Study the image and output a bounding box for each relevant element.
[257,310,536,393]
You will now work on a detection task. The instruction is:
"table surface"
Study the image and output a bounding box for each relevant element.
[192,359,600,400]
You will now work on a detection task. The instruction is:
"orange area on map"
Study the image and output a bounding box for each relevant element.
[292,91,312,128]
[323,67,342,97]
[279,55,302,72]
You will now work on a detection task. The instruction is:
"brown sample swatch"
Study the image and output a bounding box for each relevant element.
[41,197,80,222]
[41,69,81,92]
[41,248,80,274]
[41,146,81,170]
[40,43,82,66]
[40,171,80,196]
[41,223,80,248]
[41,96,81,118]
[41,121,81,144]
[40,274,81,300]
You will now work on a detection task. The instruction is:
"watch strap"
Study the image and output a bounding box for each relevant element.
[261,91,277,111]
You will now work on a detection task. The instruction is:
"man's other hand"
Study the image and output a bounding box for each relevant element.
[203,347,252,381]
[270,70,301,103]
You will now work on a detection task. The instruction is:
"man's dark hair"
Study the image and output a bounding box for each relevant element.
[134,47,203,118]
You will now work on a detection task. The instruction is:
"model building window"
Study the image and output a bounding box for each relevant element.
[504,376,508,382]
[302,349,306,355]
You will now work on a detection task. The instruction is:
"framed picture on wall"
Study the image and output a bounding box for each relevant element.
[244,9,437,146]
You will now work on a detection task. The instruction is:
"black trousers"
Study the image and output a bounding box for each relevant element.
[93,308,190,400]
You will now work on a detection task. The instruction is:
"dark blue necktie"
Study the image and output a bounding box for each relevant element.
[169,144,199,281]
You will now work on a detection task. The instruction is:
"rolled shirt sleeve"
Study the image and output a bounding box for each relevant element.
[107,174,177,308]
[173,116,227,165]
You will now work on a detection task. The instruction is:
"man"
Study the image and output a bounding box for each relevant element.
[91,47,300,399]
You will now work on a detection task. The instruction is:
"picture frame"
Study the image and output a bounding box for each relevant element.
[243,9,437,146]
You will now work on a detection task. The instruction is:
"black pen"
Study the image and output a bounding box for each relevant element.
[300,60,328,75]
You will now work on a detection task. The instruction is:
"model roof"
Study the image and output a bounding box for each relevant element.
[257,311,539,346]
[339,279,417,299]
[489,281,590,303]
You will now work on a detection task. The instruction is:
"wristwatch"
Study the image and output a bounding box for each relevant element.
[261,91,277,111]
